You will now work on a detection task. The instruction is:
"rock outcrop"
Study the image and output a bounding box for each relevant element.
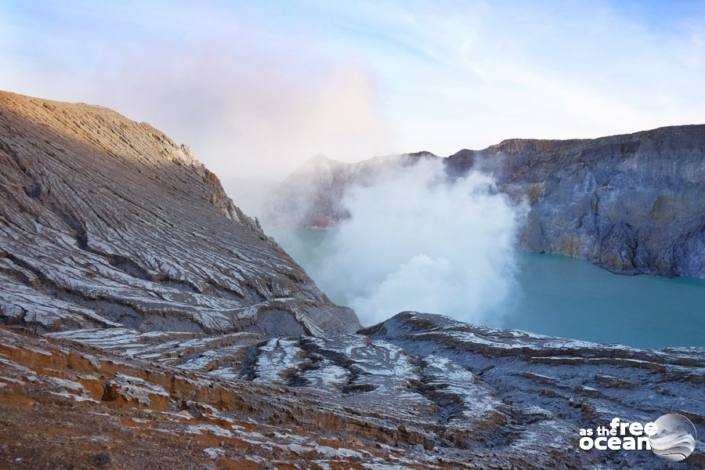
[268,126,705,278]
[0,91,359,336]
[452,126,705,278]
[2,312,703,468]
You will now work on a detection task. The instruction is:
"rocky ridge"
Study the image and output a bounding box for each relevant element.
[0,91,358,336]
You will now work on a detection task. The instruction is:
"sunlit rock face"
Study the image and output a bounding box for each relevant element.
[0,91,358,336]
[268,126,705,278]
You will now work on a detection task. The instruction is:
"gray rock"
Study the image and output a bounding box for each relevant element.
[453,126,705,278]
[0,91,359,335]
[51,311,705,468]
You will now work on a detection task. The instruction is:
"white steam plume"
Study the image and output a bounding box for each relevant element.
[312,159,525,326]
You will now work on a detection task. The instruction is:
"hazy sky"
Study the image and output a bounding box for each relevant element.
[2,1,705,181]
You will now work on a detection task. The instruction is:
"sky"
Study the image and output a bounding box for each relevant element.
[2,1,705,183]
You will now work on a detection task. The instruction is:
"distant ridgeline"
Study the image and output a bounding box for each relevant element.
[268,125,705,278]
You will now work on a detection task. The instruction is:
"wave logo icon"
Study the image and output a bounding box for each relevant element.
[649,413,697,462]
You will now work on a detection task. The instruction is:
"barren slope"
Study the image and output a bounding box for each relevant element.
[0,91,358,336]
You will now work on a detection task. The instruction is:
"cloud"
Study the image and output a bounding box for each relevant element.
[0,2,395,181]
[95,52,395,181]
[302,0,705,153]
[1,0,704,185]
[310,159,525,325]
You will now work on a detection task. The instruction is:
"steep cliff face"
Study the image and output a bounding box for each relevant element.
[268,125,705,278]
[0,91,359,335]
[451,125,705,278]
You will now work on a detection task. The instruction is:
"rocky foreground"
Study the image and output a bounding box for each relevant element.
[2,313,705,468]
[1,92,704,468]
[269,126,705,278]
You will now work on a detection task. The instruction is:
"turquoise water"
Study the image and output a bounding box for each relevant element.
[509,253,705,348]
[271,229,705,348]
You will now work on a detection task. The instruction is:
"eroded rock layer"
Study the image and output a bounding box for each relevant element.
[2,312,704,468]
[0,91,358,336]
